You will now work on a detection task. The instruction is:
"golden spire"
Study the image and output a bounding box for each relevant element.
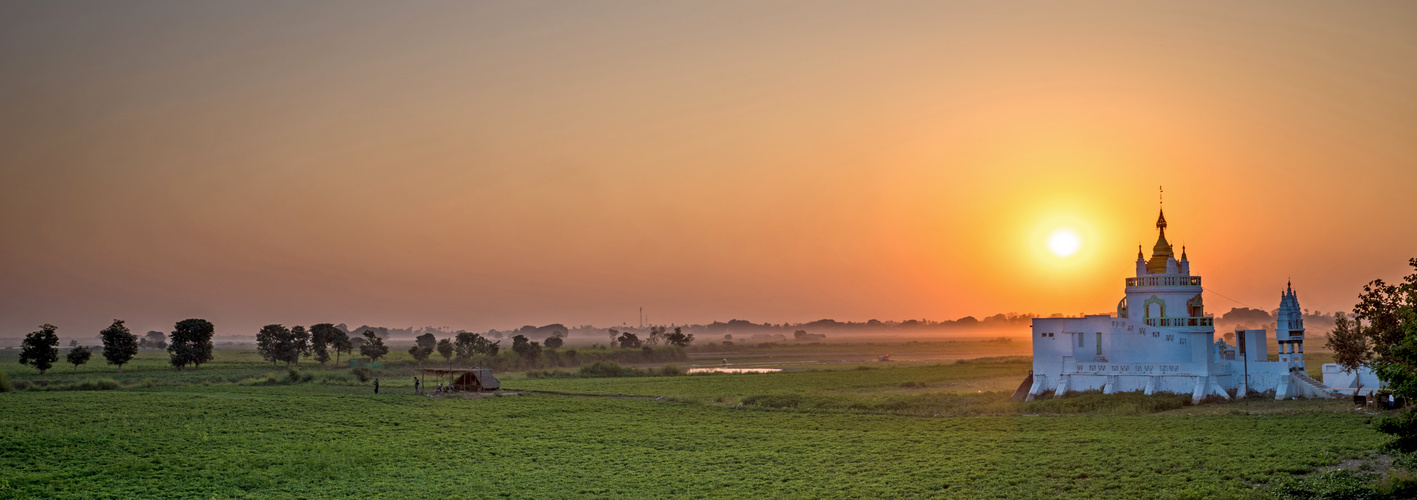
[1146,206,1174,274]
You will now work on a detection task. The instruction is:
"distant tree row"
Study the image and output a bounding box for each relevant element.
[255,323,360,368]
[605,327,694,349]
[18,319,215,374]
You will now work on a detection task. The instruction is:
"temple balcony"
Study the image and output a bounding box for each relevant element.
[1143,317,1214,328]
[1126,276,1201,287]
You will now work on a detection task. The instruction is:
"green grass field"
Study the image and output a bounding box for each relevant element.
[0,343,1398,499]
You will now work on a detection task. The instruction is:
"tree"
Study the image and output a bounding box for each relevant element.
[139,331,167,349]
[288,325,311,366]
[309,323,343,366]
[330,327,353,365]
[1325,258,1417,452]
[67,346,92,373]
[607,328,620,346]
[617,331,642,349]
[20,324,60,374]
[410,333,436,368]
[256,324,288,368]
[544,335,564,349]
[454,331,479,363]
[645,326,664,346]
[1327,313,1369,373]
[149,330,166,348]
[99,319,139,373]
[168,318,215,370]
[437,338,455,369]
[511,334,542,361]
[454,331,499,364]
[360,331,389,362]
[664,327,694,347]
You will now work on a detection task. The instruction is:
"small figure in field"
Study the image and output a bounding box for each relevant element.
[373,378,380,395]
[414,376,421,394]
[436,382,444,394]
[722,358,728,367]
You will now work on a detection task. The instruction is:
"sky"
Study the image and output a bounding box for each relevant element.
[2,1,1415,338]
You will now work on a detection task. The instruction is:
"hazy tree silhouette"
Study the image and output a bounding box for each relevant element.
[437,338,455,369]
[168,319,215,370]
[360,331,389,362]
[99,319,139,373]
[20,324,60,374]
[617,332,642,349]
[67,345,92,373]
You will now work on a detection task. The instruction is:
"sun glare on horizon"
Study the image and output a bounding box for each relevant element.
[1047,228,1081,257]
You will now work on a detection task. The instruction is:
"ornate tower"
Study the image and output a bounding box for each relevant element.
[1275,281,1306,371]
[1122,208,1211,331]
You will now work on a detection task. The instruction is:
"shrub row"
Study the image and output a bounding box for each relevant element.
[525,361,686,379]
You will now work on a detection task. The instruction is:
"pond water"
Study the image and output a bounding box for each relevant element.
[686,367,783,374]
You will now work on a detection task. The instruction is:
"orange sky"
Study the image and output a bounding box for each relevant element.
[2,1,1415,337]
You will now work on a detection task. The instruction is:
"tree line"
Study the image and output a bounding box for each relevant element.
[254,325,506,369]
[18,319,215,374]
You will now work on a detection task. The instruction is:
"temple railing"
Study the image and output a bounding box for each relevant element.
[1126,276,1201,287]
[1143,317,1214,328]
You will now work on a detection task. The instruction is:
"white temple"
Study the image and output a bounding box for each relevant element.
[1025,208,1331,403]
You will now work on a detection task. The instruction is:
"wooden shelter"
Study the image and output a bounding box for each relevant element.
[418,368,500,392]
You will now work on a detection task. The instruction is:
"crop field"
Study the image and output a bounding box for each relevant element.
[0,342,1395,499]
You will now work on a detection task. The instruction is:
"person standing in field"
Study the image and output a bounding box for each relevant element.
[414,376,421,394]
[373,378,380,394]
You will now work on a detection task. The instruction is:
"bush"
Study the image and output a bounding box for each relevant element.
[287,368,313,384]
[352,367,372,382]
[658,364,683,376]
[73,378,120,391]
[579,361,635,378]
[0,371,10,392]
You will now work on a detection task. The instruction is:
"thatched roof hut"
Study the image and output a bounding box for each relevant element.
[419,368,500,391]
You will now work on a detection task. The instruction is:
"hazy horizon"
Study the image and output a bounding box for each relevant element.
[3,1,1415,338]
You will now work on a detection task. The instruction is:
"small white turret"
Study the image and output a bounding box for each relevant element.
[1136,245,1147,276]
[1179,246,1190,275]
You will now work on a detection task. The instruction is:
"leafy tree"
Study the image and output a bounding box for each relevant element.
[645,326,664,346]
[139,331,167,349]
[454,331,499,364]
[360,331,389,362]
[607,328,620,346]
[288,325,311,366]
[256,324,288,368]
[454,331,479,363]
[437,338,455,369]
[1327,313,1369,372]
[20,324,60,374]
[309,323,341,366]
[617,331,642,349]
[67,345,92,373]
[664,327,694,347]
[99,319,139,373]
[410,333,436,367]
[168,318,215,370]
[544,335,564,349]
[1325,258,1417,452]
[329,326,353,365]
[511,334,542,361]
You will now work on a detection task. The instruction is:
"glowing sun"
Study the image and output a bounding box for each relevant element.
[1047,228,1081,257]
